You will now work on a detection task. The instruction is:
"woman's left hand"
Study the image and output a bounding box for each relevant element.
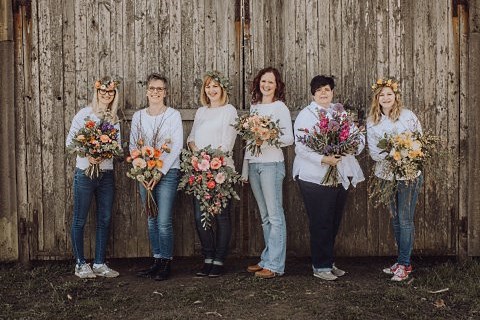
[147,174,162,190]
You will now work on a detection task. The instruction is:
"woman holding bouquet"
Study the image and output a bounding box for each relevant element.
[187,71,238,277]
[293,75,365,281]
[367,78,423,282]
[66,76,121,278]
[244,67,294,279]
[131,73,183,281]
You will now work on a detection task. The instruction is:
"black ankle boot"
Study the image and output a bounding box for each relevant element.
[154,258,171,281]
[136,258,161,278]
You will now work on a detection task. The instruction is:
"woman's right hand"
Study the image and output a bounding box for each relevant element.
[188,141,199,152]
[321,155,341,166]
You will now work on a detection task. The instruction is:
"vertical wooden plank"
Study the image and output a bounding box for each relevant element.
[306,0,318,83]
[98,1,111,77]
[192,0,205,106]
[204,0,217,71]
[294,0,306,109]
[169,0,181,108]
[329,0,342,95]
[317,0,330,75]
[63,0,76,259]
[145,0,159,75]
[282,0,294,111]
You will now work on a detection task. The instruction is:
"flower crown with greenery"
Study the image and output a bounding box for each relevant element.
[94,79,121,91]
[205,71,232,95]
[371,77,400,94]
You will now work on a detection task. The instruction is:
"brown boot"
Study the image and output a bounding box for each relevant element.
[247,264,262,273]
[255,268,279,279]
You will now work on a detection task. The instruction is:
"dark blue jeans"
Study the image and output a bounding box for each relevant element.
[193,198,232,263]
[297,179,349,270]
[390,175,423,266]
[71,168,115,265]
[139,169,180,259]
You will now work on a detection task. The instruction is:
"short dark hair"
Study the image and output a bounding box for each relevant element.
[310,75,335,95]
[146,72,168,88]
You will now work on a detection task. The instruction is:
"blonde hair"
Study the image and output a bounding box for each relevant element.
[200,74,229,107]
[368,86,402,125]
[91,76,120,123]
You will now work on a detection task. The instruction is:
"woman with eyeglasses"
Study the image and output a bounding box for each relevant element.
[131,73,183,281]
[187,71,238,277]
[66,76,121,278]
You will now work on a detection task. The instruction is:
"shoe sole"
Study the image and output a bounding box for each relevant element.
[94,273,119,278]
[75,273,96,279]
[313,274,337,281]
[247,266,263,273]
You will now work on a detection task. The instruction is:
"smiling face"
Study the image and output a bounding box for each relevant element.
[97,89,116,106]
[204,79,223,105]
[378,86,396,113]
[146,79,167,105]
[313,84,333,107]
[259,72,277,102]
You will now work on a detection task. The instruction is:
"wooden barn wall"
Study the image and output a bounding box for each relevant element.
[6,0,479,261]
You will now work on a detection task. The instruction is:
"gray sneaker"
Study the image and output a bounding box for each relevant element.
[75,263,96,279]
[93,264,119,278]
[331,264,346,277]
[313,270,338,281]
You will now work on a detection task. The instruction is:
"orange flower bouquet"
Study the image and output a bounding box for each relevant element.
[67,118,123,179]
[126,138,171,216]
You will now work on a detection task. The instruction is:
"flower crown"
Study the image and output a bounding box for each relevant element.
[94,79,121,91]
[371,77,400,93]
[205,71,232,95]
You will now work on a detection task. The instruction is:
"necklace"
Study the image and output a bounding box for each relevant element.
[146,105,167,116]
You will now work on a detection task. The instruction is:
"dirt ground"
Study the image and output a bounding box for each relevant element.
[1,256,479,320]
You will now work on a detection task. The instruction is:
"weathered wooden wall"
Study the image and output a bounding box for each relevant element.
[3,0,479,261]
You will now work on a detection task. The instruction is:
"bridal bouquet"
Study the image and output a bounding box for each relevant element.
[67,118,123,179]
[297,104,364,186]
[126,138,171,216]
[178,146,243,229]
[369,130,440,206]
[233,112,283,156]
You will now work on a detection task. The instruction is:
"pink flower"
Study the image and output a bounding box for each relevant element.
[132,157,147,169]
[215,172,226,184]
[210,157,222,170]
[198,159,210,171]
[202,153,211,161]
[205,194,212,200]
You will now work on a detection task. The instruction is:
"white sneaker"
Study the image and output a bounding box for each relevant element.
[383,263,412,275]
[75,263,96,279]
[313,270,338,281]
[93,264,119,278]
[331,264,346,277]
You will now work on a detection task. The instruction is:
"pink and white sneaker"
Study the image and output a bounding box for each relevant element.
[391,264,410,281]
[383,262,412,275]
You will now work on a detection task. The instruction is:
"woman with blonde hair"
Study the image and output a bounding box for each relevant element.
[66,76,121,278]
[367,77,423,282]
[187,71,238,277]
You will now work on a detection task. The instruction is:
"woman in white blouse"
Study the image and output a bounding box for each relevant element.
[187,71,238,278]
[130,73,183,281]
[367,78,423,282]
[293,75,365,281]
[244,67,294,279]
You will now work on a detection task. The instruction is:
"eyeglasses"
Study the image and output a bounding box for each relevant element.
[148,87,166,93]
[98,89,116,96]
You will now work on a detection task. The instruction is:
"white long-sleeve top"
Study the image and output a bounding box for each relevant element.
[293,101,365,190]
[66,106,121,170]
[367,108,422,180]
[187,104,238,167]
[243,100,294,162]
[129,107,183,174]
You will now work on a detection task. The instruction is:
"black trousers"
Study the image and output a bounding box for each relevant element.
[297,179,349,269]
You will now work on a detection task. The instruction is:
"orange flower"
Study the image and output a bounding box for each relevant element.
[141,146,155,157]
[155,159,163,168]
[207,180,216,189]
[100,134,111,143]
[147,160,156,169]
[210,158,222,170]
[154,148,162,159]
[130,149,141,159]
[85,120,96,128]
[94,81,101,89]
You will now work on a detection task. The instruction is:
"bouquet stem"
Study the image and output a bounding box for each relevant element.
[85,163,100,179]
[321,166,339,186]
[145,189,158,217]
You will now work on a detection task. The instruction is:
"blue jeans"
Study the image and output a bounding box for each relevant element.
[390,175,423,266]
[71,168,115,265]
[194,199,232,263]
[297,179,348,271]
[248,162,286,274]
[139,169,180,260]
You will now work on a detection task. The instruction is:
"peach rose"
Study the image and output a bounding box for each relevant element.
[130,149,141,159]
[132,157,147,169]
[210,157,222,170]
[100,134,111,143]
[207,180,216,189]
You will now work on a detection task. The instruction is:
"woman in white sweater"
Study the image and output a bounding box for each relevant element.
[130,73,183,281]
[187,71,238,277]
[244,67,294,279]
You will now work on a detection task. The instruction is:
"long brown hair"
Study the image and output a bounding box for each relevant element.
[368,86,402,125]
[250,67,286,104]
